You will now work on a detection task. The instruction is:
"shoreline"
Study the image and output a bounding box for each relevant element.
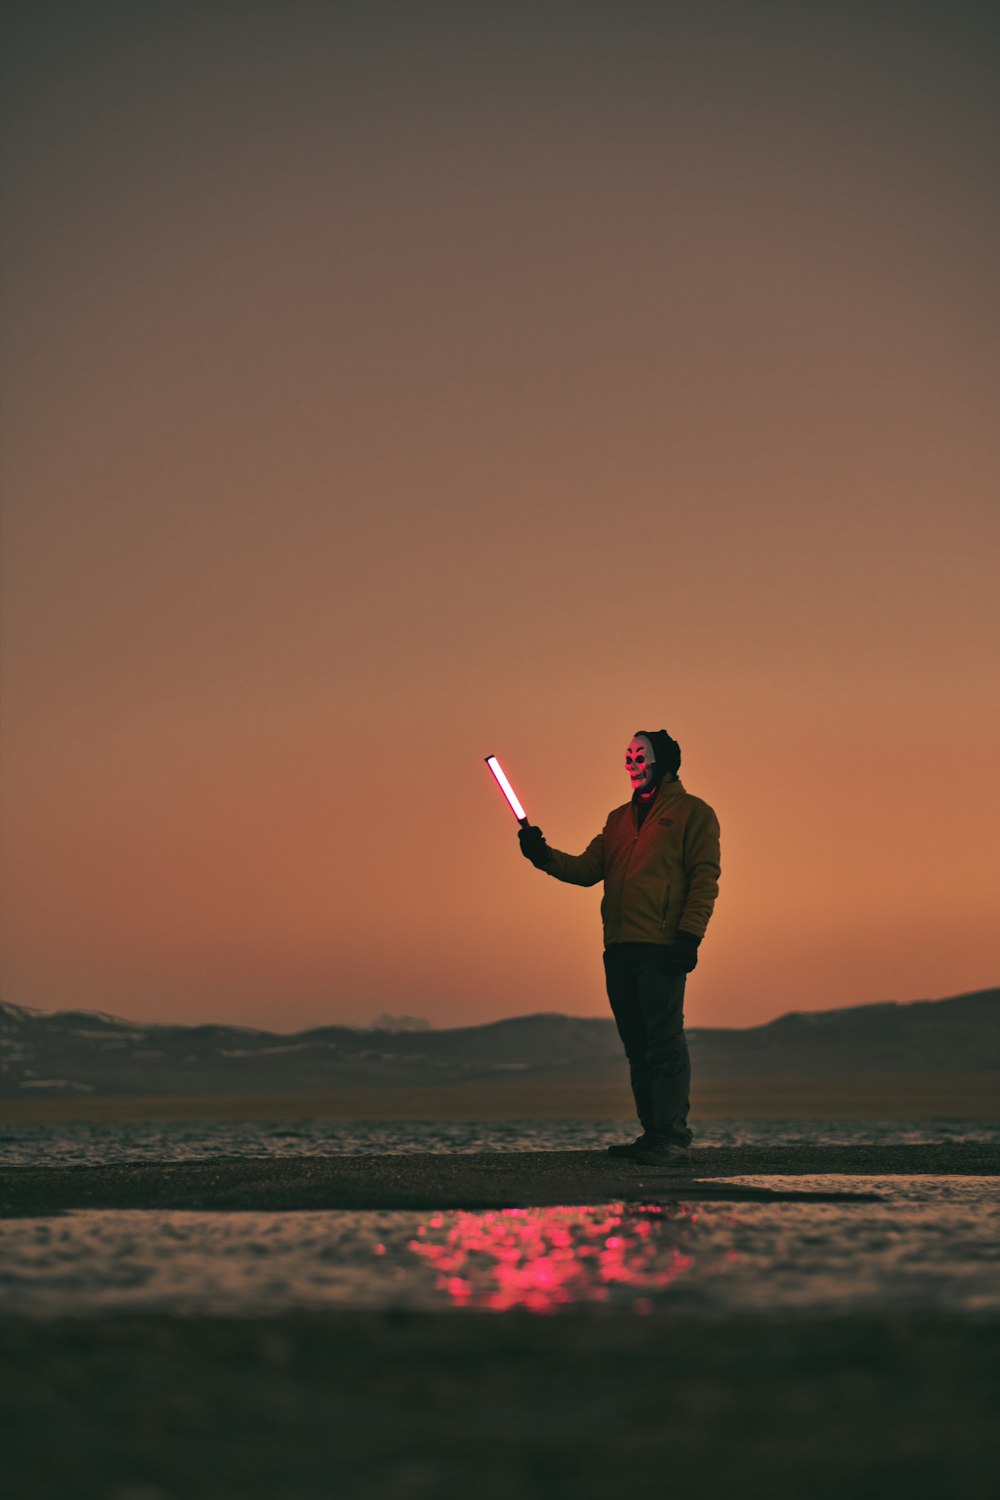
[1,1143,997,1217]
[2,1074,998,1124]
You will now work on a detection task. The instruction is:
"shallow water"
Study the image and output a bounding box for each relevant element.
[2,1117,998,1167]
[2,1177,997,1318]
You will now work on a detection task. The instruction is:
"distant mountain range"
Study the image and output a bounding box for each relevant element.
[1,987,998,1100]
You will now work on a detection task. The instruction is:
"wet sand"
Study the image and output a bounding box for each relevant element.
[5,1147,997,1498]
[1,1143,997,1217]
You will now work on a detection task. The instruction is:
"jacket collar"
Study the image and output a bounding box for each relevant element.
[633,775,685,810]
[629,776,685,828]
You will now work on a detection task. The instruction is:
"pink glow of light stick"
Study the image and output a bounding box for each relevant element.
[484,755,528,826]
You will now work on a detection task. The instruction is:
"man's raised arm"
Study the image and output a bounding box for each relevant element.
[518,826,605,887]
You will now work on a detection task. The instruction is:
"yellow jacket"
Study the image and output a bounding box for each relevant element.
[544,778,721,946]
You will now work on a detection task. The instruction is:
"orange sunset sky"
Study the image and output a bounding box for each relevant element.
[1,2,997,1034]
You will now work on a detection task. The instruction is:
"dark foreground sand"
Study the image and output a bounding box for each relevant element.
[1,1143,997,1216]
[4,1148,998,1499]
[2,1309,998,1500]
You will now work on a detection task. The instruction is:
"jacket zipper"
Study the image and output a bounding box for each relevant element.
[618,797,647,932]
[618,787,678,935]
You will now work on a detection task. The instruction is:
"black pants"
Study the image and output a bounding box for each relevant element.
[603,942,692,1148]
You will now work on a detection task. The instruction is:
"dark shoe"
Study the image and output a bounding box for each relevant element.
[631,1141,692,1168]
[606,1134,653,1159]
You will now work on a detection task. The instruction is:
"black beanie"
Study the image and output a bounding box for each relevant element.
[638,729,681,779]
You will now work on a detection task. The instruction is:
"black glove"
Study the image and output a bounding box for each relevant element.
[518,823,552,870]
[666,931,701,972]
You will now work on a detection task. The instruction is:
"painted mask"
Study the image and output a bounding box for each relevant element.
[625,734,656,792]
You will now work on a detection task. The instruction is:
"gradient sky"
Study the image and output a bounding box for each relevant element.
[2,1,997,1033]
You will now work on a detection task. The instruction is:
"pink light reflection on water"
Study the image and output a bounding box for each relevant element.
[407,1203,697,1313]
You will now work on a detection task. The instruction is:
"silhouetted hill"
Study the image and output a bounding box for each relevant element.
[1,988,998,1100]
[689,988,1000,1078]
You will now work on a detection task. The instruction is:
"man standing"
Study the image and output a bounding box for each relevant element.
[517,730,721,1166]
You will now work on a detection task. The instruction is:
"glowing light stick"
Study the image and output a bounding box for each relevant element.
[484,755,528,826]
